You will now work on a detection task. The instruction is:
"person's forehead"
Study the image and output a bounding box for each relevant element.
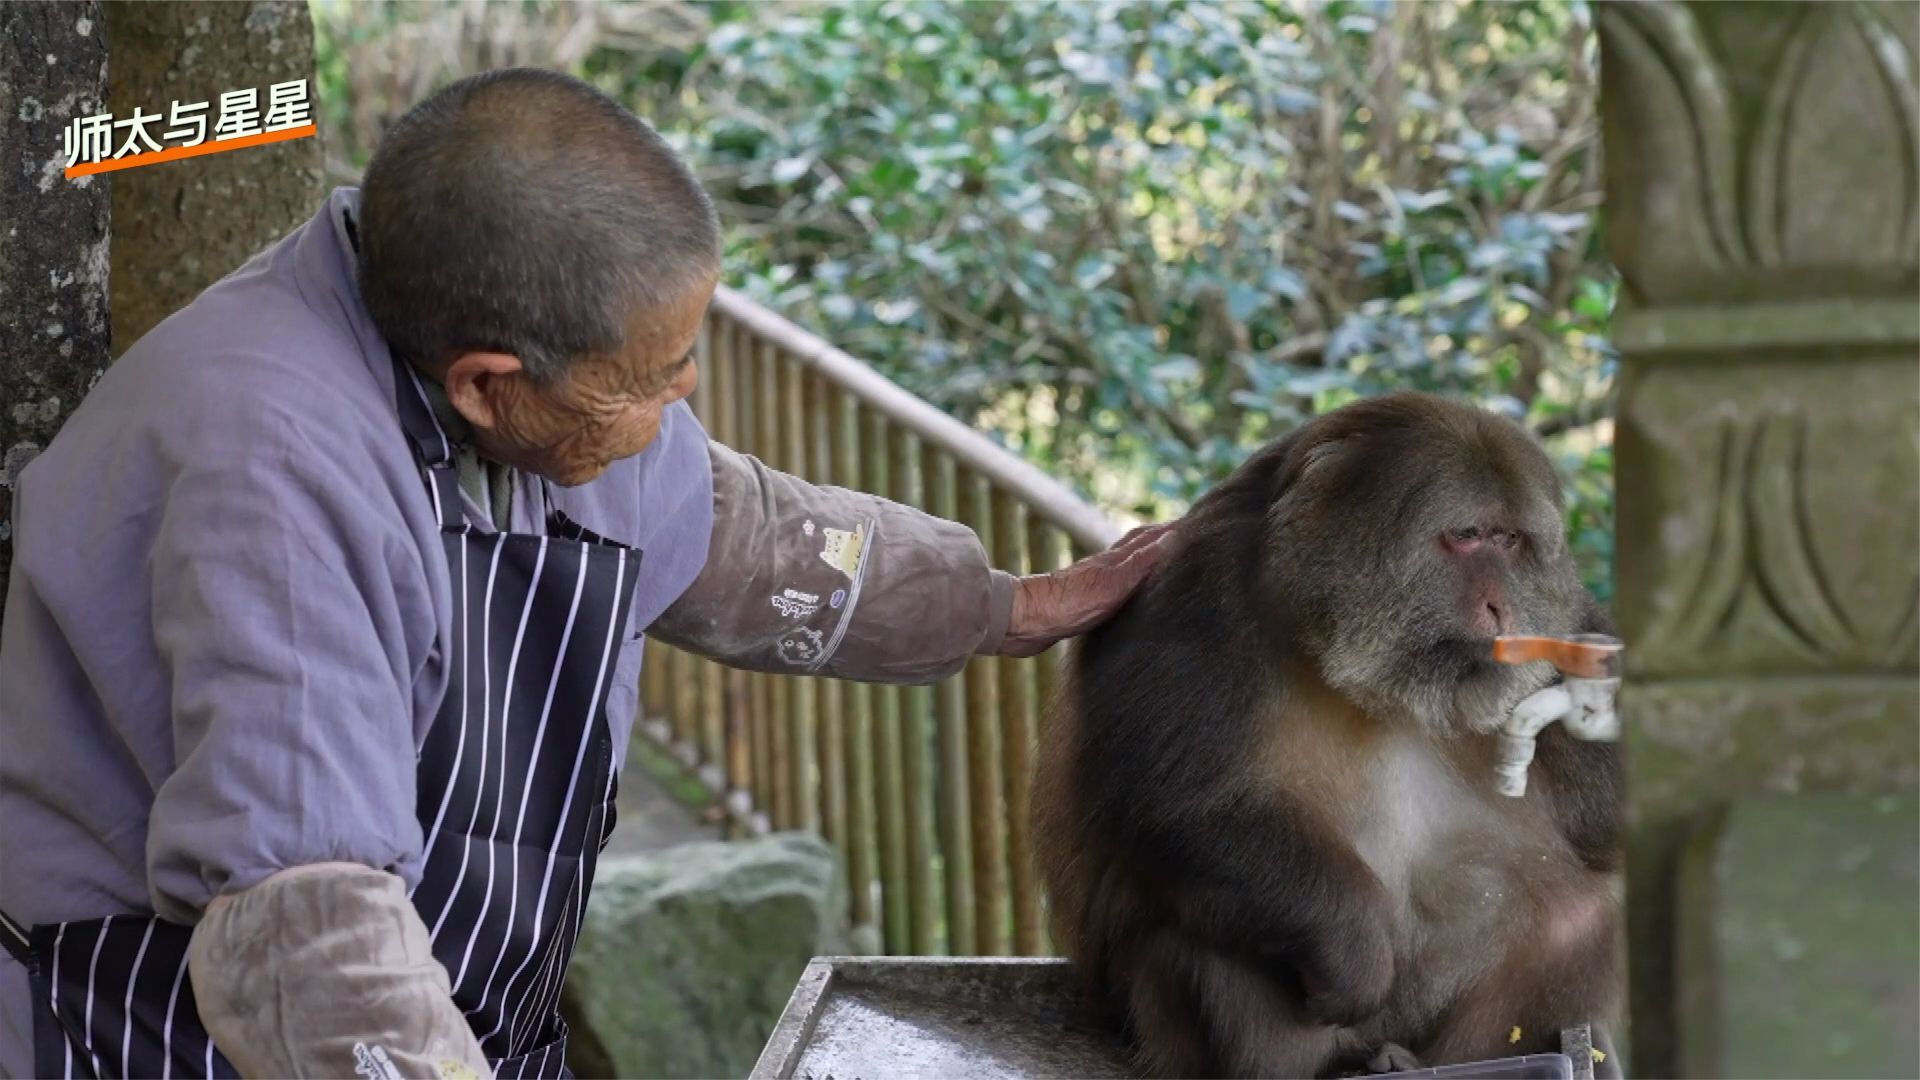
[589,283,710,386]
[623,278,714,344]
[599,279,689,337]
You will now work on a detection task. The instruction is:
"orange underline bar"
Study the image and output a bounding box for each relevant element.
[64,124,318,179]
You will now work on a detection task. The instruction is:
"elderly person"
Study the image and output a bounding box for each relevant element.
[0,68,1168,1079]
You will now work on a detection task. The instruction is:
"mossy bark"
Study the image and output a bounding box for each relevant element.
[0,2,111,614]
[104,0,322,356]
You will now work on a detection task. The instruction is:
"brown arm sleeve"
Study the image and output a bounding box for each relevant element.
[189,863,493,1079]
[647,440,1015,684]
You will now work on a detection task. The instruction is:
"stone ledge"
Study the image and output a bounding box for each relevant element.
[1615,297,1920,355]
[1622,676,1920,825]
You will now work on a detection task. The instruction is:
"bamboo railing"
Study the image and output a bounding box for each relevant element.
[636,285,1119,957]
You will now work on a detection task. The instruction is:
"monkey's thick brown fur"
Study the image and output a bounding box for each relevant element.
[1035,393,1621,1079]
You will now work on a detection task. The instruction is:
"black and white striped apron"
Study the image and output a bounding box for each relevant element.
[0,354,642,1078]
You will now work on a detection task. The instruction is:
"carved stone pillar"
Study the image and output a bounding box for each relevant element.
[1599,2,1918,1076]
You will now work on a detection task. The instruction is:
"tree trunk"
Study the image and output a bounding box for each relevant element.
[0,2,112,613]
[105,0,322,355]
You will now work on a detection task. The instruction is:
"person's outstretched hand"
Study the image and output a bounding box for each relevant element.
[996,522,1179,658]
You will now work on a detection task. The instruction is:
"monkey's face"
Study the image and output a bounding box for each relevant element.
[1260,395,1589,734]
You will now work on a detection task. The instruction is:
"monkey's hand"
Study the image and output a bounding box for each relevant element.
[1364,1042,1423,1074]
[1295,897,1398,1027]
[996,522,1178,658]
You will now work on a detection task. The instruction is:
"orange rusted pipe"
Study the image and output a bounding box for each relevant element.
[1492,633,1623,679]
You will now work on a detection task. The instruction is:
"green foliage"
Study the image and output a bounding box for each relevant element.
[315,0,1617,597]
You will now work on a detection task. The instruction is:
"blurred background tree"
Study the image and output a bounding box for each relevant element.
[313,0,1616,599]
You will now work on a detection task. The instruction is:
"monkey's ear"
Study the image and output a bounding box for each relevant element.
[1269,430,1354,503]
[1300,437,1350,478]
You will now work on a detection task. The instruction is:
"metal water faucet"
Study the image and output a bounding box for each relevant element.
[1489,633,1624,797]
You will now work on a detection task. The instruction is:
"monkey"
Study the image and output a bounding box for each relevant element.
[1034,392,1623,1079]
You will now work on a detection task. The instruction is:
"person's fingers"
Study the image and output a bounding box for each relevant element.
[1106,522,1168,557]
[1000,524,1178,658]
[1073,523,1169,576]
[1065,528,1177,625]
[1095,534,1170,595]
[1104,526,1178,581]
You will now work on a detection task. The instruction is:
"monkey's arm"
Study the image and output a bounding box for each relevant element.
[1532,727,1622,872]
[1532,596,1623,871]
[1136,795,1399,1025]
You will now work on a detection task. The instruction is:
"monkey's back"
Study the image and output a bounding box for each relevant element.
[1033,447,1290,990]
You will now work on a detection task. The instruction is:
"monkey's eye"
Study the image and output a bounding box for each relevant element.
[1492,529,1522,551]
[1448,527,1480,545]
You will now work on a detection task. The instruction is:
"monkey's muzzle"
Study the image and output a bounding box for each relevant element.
[1487,634,1624,797]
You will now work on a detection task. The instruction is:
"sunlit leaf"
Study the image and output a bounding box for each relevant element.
[1271,85,1318,114]
[820,294,857,321]
[1074,257,1116,290]
[873,298,921,325]
[1397,188,1453,213]
[1225,282,1264,322]
[1150,356,1201,382]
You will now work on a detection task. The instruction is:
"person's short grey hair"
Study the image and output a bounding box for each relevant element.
[357,67,720,383]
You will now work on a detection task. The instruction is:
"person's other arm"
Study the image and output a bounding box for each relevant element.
[146,435,489,1079]
[189,865,485,1079]
[647,440,1171,682]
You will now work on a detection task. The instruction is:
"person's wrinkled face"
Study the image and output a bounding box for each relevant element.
[444,275,713,486]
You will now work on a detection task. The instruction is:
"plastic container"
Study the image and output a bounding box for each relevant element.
[1380,1051,1576,1079]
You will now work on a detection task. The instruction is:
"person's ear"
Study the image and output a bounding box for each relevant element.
[442,351,524,432]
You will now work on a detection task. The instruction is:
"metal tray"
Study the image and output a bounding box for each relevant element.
[750,957,1131,1079]
[750,956,1601,1080]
